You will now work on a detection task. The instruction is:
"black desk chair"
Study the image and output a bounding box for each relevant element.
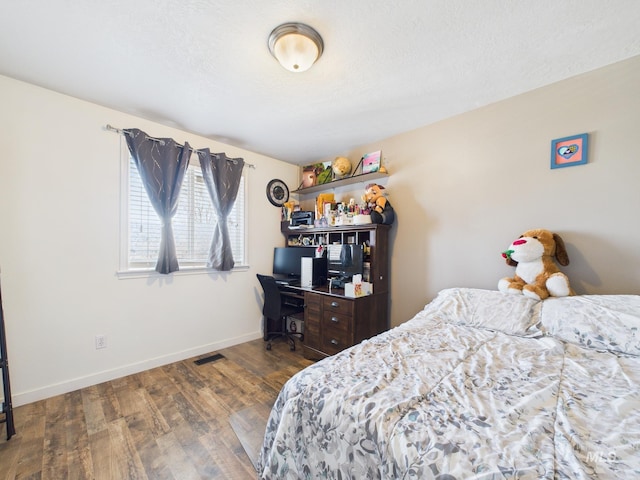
[257,274,304,351]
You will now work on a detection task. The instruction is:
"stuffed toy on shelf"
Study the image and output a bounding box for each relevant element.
[498,228,574,300]
[362,183,395,225]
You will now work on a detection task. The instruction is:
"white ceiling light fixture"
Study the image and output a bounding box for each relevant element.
[268,22,324,73]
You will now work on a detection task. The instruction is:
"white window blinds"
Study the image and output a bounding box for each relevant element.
[127,158,245,270]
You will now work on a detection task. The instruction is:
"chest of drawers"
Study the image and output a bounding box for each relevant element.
[303,291,388,360]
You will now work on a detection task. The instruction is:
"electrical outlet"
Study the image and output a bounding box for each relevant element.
[95,335,107,349]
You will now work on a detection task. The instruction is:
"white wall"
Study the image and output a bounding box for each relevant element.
[315,56,640,326]
[0,75,299,406]
[2,55,639,406]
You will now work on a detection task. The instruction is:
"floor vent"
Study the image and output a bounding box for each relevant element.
[194,353,225,365]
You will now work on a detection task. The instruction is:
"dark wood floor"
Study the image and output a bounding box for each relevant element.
[0,337,313,480]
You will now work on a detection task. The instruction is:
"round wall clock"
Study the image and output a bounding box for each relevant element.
[266,179,289,207]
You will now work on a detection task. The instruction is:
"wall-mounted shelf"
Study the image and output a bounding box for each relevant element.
[292,171,388,196]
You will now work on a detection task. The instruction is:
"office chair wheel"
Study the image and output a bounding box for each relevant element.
[289,339,295,351]
[266,342,272,351]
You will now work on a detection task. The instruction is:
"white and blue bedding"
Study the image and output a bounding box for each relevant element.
[258,288,640,479]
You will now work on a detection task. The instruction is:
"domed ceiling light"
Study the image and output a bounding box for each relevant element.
[268,22,324,73]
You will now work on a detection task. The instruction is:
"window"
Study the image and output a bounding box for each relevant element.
[125,157,246,271]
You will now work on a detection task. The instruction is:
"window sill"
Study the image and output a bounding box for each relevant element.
[116,264,249,279]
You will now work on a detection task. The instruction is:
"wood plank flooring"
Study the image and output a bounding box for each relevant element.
[0,338,313,480]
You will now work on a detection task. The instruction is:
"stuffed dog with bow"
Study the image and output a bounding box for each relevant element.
[498,229,574,300]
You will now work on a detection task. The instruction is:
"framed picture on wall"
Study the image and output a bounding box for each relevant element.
[362,150,381,174]
[550,133,588,169]
[300,162,332,188]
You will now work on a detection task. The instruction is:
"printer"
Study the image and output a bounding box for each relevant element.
[291,210,314,226]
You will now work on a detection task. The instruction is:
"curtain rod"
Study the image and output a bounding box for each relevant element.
[104,124,255,169]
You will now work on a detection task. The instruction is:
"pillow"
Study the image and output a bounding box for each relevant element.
[539,295,640,356]
[423,288,542,336]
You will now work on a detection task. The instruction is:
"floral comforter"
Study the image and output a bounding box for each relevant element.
[258,288,640,479]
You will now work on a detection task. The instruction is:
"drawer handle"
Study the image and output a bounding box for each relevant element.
[331,316,339,323]
[330,301,339,308]
[330,339,338,345]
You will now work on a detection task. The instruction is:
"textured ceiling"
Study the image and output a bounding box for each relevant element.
[1,1,639,165]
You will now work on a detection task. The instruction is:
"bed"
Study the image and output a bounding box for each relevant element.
[258,288,640,479]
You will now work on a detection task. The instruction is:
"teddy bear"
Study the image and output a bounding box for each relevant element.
[498,228,574,300]
[362,183,395,224]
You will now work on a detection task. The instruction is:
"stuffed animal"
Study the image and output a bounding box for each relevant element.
[362,183,395,224]
[301,166,318,188]
[498,228,574,300]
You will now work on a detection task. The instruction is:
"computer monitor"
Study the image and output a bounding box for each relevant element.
[327,244,364,279]
[272,247,315,278]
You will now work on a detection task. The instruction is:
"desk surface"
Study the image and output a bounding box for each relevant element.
[279,283,356,299]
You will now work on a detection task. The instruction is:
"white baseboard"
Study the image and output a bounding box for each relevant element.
[12,331,262,407]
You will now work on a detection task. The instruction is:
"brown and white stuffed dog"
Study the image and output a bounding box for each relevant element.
[498,229,574,300]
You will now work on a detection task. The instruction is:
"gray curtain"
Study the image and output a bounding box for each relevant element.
[124,128,191,274]
[196,148,244,271]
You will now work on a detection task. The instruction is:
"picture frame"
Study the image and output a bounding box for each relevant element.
[300,162,332,188]
[550,133,588,169]
[362,150,381,174]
